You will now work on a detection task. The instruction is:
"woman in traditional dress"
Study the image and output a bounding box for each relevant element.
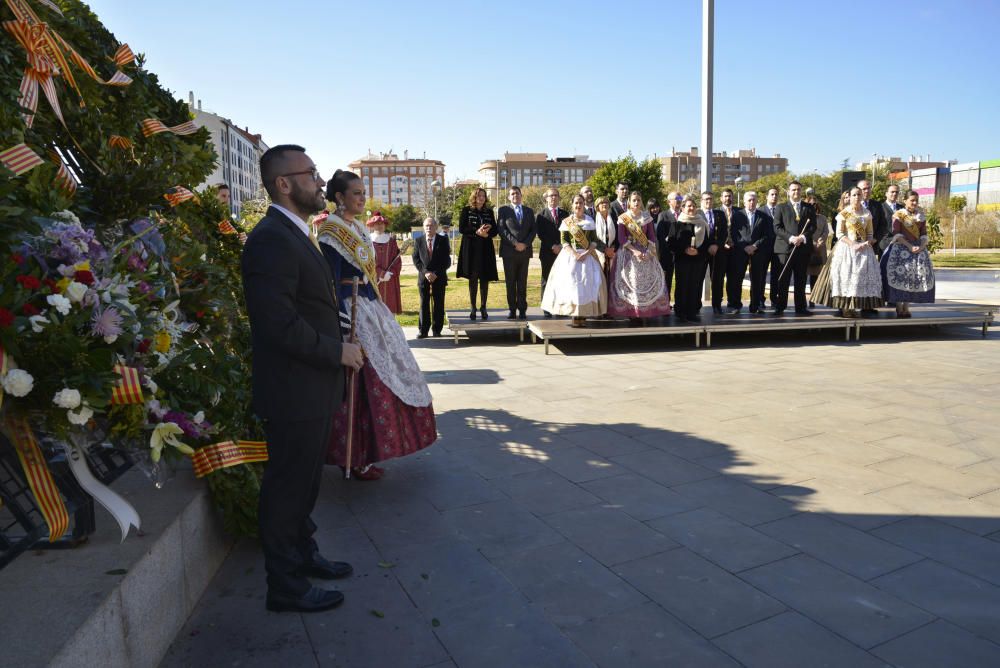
[806,195,830,306]
[540,193,607,326]
[456,187,497,320]
[667,196,710,322]
[367,211,402,314]
[607,191,672,322]
[319,170,436,480]
[881,189,935,317]
[825,186,883,317]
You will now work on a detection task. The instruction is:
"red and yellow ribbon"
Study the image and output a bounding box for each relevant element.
[218,219,237,235]
[0,142,44,175]
[3,415,70,541]
[164,186,196,207]
[191,440,268,478]
[141,119,198,138]
[110,364,143,405]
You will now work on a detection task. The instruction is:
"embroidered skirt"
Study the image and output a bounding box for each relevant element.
[607,249,672,318]
[881,244,935,303]
[827,241,884,310]
[541,249,607,317]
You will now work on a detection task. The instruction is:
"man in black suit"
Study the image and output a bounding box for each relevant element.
[771,180,816,316]
[241,145,364,613]
[580,184,596,220]
[879,182,902,255]
[610,181,630,223]
[537,187,567,317]
[655,191,682,300]
[701,191,729,315]
[413,217,451,337]
[728,190,775,314]
[496,186,536,319]
[858,179,888,258]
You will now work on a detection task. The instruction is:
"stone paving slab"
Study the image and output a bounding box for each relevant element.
[166,324,1000,666]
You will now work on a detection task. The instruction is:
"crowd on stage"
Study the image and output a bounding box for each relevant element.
[437,179,935,326]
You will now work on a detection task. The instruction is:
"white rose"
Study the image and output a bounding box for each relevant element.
[2,369,34,397]
[103,334,118,344]
[52,388,82,409]
[67,404,94,425]
[65,281,88,303]
[29,314,49,332]
[147,398,167,419]
[46,293,71,315]
[144,376,158,395]
[193,411,205,424]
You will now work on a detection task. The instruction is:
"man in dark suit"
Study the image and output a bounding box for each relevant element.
[858,179,888,258]
[771,180,816,316]
[537,187,567,317]
[609,181,630,223]
[879,182,902,255]
[655,191,682,301]
[496,186,536,319]
[413,217,451,337]
[242,145,364,613]
[701,191,729,315]
[580,184,596,220]
[728,190,775,314]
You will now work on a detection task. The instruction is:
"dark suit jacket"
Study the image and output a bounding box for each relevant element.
[413,233,452,286]
[736,208,775,254]
[536,207,568,257]
[864,199,888,253]
[610,200,628,224]
[496,205,536,259]
[879,201,900,251]
[702,208,729,249]
[241,207,344,421]
[772,201,816,257]
[655,212,677,272]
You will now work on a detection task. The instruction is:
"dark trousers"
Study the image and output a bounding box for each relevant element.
[659,254,675,300]
[748,251,771,311]
[502,253,530,314]
[260,414,333,596]
[770,248,811,312]
[539,250,557,311]
[419,279,446,334]
[708,249,729,308]
[726,250,749,308]
[674,257,706,318]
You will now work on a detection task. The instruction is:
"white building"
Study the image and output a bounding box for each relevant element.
[188,92,269,216]
[349,150,445,211]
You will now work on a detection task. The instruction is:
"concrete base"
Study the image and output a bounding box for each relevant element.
[0,463,232,668]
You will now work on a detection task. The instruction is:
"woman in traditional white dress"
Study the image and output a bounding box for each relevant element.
[607,191,672,321]
[825,186,884,317]
[541,194,607,326]
[880,189,935,317]
[319,170,436,480]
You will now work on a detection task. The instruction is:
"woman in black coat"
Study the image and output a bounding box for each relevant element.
[457,187,498,319]
[668,196,711,323]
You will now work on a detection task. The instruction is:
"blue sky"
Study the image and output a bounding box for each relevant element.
[89,0,1000,182]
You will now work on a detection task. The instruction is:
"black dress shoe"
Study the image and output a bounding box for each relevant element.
[712,306,723,315]
[773,309,785,316]
[726,307,741,315]
[432,331,441,337]
[686,314,701,323]
[469,310,477,321]
[543,312,552,318]
[297,555,353,580]
[266,586,344,613]
[416,332,427,339]
[480,308,489,320]
[795,309,814,316]
[506,311,517,320]
[518,312,527,320]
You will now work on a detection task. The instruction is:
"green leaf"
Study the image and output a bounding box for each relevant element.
[431,618,441,627]
[371,609,385,618]
[377,561,395,569]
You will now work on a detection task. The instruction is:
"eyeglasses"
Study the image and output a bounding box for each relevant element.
[280,168,322,180]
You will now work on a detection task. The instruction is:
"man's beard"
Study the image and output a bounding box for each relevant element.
[290,180,325,215]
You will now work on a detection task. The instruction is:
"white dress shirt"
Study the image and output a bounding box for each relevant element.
[270,203,312,239]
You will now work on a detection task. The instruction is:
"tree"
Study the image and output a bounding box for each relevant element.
[586,155,665,203]
[392,204,422,233]
[949,195,968,214]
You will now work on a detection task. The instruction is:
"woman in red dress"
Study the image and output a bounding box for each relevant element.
[368,212,403,314]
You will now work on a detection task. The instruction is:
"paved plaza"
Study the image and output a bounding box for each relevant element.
[166,323,1000,667]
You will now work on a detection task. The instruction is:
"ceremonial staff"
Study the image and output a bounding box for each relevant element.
[343,277,360,479]
[777,206,814,284]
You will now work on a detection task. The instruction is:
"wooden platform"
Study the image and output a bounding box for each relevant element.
[445,307,545,343]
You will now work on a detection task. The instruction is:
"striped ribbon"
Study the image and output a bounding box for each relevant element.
[164,186,196,207]
[108,135,133,149]
[48,150,77,195]
[112,43,134,66]
[35,0,62,14]
[0,343,7,412]
[141,118,198,138]
[191,440,269,478]
[0,142,44,175]
[2,18,64,129]
[109,364,143,405]
[4,414,70,541]
[218,219,237,235]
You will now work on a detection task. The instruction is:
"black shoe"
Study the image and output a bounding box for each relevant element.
[506,311,516,320]
[774,309,785,316]
[518,311,527,320]
[543,311,552,318]
[712,306,723,315]
[726,307,741,315]
[480,308,489,320]
[417,332,428,339]
[297,555,353,580]
[266,586,344,613]
[432,331,441,337]
[469,310,477,321]
[862,308,877,314]
[795,309,814,316]
[686,314,701,323]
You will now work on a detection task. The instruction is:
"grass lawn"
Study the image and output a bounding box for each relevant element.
[930,252,1000,268]
[396,269,544,327]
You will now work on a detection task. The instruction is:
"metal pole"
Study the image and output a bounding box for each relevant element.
[952,214,957,257]
[700,0,714,193]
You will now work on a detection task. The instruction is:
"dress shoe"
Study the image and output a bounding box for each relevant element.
[518,311,527,320]
[266,586,344,613]
[506,311,517,320]
[432,331,441,337]
[297,555,354,580]
[712,306,723,315]
[861,308,877,316]
[480,308,489,320]
[469,310,477,321]
[416,332,428,339]
[543,311,552,318]
[773,309,785,316]
[726,307,741,315]
[686,314,701,323]
[794,309,814,316]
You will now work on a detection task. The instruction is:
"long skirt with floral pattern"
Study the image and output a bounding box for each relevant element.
[327,364,437,469]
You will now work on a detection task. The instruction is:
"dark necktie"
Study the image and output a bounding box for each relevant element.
[551,208,557,221]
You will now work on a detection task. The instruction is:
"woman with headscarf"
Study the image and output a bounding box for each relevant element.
[667,196,710,322]
[456,187,498,320]
[318,170,436,480]
[540,193,607,326]
[881,189,935,317]
[367,211,403,314]
[607,191,672,322]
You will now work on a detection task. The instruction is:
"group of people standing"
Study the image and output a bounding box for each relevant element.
[456,178,936,324]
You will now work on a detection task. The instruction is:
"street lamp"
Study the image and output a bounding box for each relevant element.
[431,179,441,221]
[734,176,743,202]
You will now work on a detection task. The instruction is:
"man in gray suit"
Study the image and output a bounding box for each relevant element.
[496,185,536,319]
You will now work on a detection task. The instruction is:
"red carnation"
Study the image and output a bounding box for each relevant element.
[137,338,151,353]
[22,303,40,316]
[0,307,13,328]
[43,278,58,293]
[195,310,205,319]
[11,253,25,265]
[16,275,42,290]
[74,270,95,286]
